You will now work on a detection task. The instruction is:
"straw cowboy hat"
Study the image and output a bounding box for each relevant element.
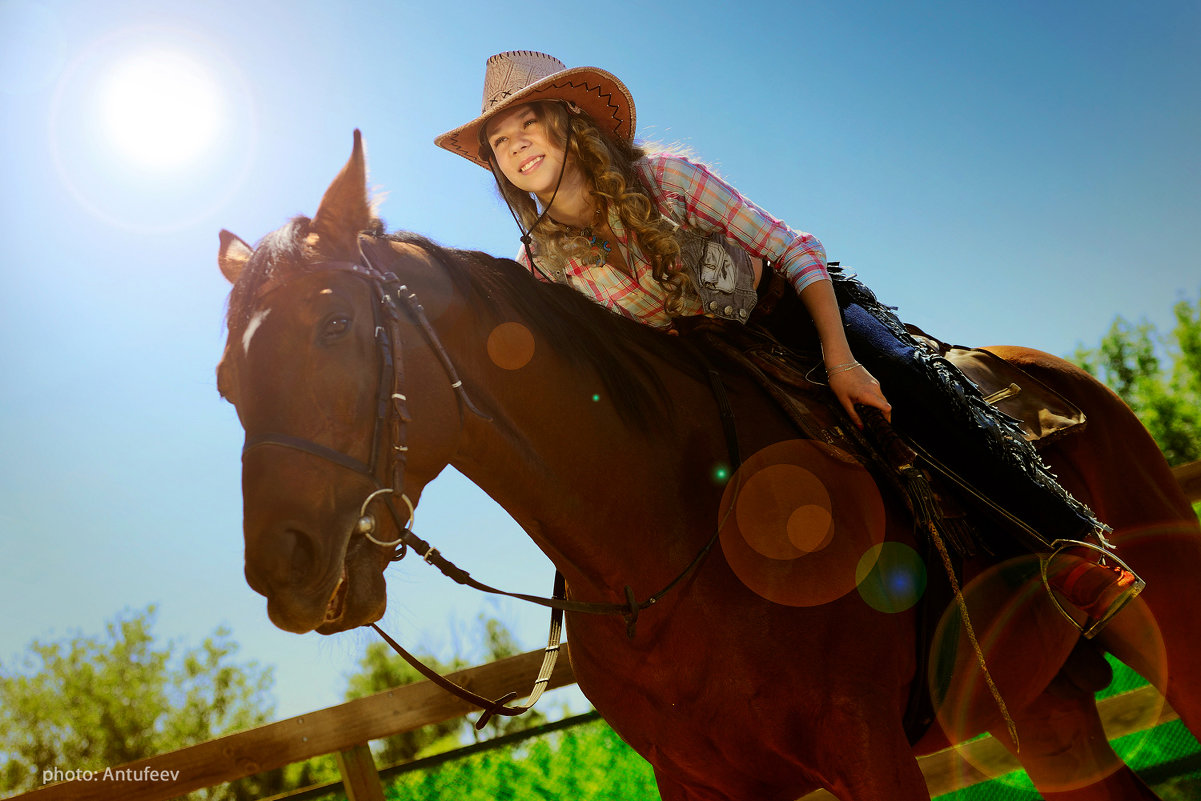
[435,50,636,169]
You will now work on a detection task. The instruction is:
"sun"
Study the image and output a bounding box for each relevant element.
[99,47,225,170]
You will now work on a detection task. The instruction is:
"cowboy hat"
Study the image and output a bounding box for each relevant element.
[434,50,636,169]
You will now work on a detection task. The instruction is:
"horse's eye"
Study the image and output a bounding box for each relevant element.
[322,315,351,340]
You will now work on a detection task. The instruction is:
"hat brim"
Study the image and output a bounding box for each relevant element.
[434,66,635,169]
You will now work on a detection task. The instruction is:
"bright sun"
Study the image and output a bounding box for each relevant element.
[99,48,225,170]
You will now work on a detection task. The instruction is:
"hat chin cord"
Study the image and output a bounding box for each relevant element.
[488,112,576,283]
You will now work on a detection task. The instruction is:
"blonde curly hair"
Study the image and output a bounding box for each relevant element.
[484,101,692,315]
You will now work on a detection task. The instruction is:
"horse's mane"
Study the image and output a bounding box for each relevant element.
[381,231,707,434]
[224,218,707,433]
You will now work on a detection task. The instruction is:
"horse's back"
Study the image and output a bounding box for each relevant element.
[981,344,1195,529]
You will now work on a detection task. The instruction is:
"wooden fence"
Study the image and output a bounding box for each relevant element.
[17,460,1201,801]
[1175,458,1201,502]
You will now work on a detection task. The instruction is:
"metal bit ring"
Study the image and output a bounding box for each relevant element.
[355,488,414,547]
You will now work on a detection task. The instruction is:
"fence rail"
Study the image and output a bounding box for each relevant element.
[1175,458,1201,502]
[17,649,576,801]
[18,459,1200,801]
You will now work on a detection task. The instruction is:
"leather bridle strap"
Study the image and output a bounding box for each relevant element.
[393,510,723,638]
[371,571,566,731]
[243,432,374,476]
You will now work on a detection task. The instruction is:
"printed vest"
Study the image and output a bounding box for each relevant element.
[675,227,759,324]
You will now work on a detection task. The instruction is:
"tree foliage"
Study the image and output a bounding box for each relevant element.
[1073,289,1201,466]
[0,606,278,800]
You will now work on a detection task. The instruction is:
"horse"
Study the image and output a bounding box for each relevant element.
[215,131,1201,800]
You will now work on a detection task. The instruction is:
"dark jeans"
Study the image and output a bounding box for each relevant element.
[756,277,1097,547]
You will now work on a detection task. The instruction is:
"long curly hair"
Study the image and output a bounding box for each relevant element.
[483,101,691,315]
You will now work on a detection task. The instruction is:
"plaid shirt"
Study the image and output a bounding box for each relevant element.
[517,153,828,329]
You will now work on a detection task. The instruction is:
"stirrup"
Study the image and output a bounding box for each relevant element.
[1040,539,1146,639]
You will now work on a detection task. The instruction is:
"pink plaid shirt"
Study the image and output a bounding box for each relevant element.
[517,153,828,329]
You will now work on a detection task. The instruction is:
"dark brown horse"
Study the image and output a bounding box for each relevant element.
[216,132,1201,800]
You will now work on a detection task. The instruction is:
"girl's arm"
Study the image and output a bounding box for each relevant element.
[797,278,891,429]
[641,153,892,426]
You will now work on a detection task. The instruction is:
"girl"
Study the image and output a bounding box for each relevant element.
[435,50,1140,635]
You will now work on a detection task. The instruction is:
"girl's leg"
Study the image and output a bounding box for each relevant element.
[754,275,1142,635]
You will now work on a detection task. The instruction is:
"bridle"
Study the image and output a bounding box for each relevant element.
[241,247,487,559]
[238,234,741,727]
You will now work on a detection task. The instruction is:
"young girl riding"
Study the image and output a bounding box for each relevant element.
[435,50,1141,635]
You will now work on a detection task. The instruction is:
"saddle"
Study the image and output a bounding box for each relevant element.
[905,325,1086,447]
[678,315,1088,555]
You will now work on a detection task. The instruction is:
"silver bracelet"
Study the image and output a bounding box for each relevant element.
[825,361,862,377]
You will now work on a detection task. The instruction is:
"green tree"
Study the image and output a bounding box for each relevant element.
[1073,289,1201,466]
[0,606,279,800]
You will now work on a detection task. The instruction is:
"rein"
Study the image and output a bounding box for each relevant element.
[242,235,742,727]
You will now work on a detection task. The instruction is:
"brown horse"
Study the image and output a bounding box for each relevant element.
[215,132,1201,800]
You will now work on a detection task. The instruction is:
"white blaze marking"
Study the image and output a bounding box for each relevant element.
[242,308,271,355]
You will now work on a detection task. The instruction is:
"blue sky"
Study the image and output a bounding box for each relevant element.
[2,0,1198,725]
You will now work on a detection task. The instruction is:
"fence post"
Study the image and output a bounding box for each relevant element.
[335,744,386,801]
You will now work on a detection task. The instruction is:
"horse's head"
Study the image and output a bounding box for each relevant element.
[216,132,462,634]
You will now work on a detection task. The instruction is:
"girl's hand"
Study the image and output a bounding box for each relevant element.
[827,364,891,429]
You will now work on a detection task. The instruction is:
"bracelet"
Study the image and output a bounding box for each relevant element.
[825,361,862,376]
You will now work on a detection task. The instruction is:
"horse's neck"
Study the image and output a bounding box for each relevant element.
[449,348,722,602]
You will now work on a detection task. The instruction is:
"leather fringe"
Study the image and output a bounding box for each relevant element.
[828,267,1108,541]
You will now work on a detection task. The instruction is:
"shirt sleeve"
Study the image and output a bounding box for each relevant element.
[637,153,829,293]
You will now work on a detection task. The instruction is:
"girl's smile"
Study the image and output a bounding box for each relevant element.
[518,154,545,174]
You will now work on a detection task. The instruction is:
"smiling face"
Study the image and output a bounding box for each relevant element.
[485,103,577,204]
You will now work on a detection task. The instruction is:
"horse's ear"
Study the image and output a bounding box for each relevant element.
[310,129,372,256]
[219,229,253,284]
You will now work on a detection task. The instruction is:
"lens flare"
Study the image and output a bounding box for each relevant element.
[486,322,535,370]
[718,439,885,607]
[855,542,926,613]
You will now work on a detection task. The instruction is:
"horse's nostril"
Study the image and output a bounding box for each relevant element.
[281,526,318,580]
[245,523,321,593]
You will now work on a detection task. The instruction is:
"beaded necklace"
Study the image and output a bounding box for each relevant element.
[575,206,612,267]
